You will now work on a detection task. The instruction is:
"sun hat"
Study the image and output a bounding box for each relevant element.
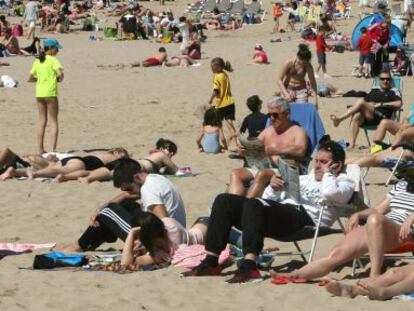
[254,43,263,50]
[43,38,63,49]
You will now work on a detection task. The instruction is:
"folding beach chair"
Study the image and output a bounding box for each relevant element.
[201,0,218,18]
[244,1,266,23]
[306,4,322,28]
[217,0,232,13]
[275,164,370,263]
[229,0,245,17]
[379,143,414,186]
[362,76,403,146]
[185,1,204,19]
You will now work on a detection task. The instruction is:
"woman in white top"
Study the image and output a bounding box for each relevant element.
[272,177,414,281]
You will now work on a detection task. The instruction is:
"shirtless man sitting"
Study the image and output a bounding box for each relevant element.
[229,97,308,197]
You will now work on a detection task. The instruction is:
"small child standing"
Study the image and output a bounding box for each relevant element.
[315,28,331,79]
[196,108,227,153]
[356,27,373,78]
[208,57,237,149]
[239,95,268,138]
[178,16,190,54]
[28,38,64,154]
[272,2,284,33]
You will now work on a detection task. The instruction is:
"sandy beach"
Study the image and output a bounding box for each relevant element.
[1,0,414,309]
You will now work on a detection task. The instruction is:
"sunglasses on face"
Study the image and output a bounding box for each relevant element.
[380,77,391,81]
[268,112,284,119]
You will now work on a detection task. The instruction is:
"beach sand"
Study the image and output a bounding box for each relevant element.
[1,1,413,309]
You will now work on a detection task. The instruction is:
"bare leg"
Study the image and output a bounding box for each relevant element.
[365,214,402,277]
[33,160,85,178]
[367,267,414,300]
[349,112,364,149]
[246,168,275,198]
[223,119,237,150]
[373,120,400,142]
[0,148,17,168]
[37,100,48,154]
[228,168,254,196]
[330,100,373,127]
[47,98,59,152]
[54,169,89,183]
[394,127,414,146]
[271,226,369,280]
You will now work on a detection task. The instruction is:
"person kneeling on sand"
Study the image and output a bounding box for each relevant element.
[61,159,187,252]
[182,140,354,283]
[131,47,168,67]
[247,44,269,65]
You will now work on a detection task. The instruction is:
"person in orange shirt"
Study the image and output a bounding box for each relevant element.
[272,2,284,33]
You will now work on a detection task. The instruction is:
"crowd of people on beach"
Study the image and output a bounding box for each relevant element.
[4,0,414,303]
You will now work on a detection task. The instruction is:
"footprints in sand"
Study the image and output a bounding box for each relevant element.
[96,64,127,71]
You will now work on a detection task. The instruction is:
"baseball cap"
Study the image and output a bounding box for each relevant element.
[43,38,63,49]
[377,2,386,9]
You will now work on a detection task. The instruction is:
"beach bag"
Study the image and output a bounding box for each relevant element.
[11,24,23,37]
[33,252,88,269]
[103,27,118,38]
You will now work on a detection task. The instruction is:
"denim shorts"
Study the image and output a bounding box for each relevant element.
[317,53,326,65]
[359,54,371,65]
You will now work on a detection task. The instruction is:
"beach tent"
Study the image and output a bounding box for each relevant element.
[352,14,404,49]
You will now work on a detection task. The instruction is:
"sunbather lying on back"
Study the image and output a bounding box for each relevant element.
[131,47,168,67]
[0,148,129,181]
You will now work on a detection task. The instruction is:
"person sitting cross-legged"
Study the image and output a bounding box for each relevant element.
[330,70,402,149]
[182,140,355,283]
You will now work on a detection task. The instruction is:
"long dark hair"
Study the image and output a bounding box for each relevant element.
[38,46,52,63]
[131,212,168,257]
[156,138,178,155]
[297,43,312,62]
[203,107,221,127]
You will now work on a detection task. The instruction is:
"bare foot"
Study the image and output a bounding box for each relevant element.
[53,174,65,183]
[330,114,341,127]
[325,280,359,298]
[78,177,89,184]
[27,168,35,180]
[0,167,15,181]
[366,285,388,301]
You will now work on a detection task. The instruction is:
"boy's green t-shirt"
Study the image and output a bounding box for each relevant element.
[30,55,63,98]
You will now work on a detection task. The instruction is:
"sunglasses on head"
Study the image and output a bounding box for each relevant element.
[380,77,391,81]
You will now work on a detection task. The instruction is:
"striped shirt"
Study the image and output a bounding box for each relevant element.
[386,180,414,225]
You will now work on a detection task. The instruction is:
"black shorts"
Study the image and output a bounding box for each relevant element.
[363,106,394,126]
[217,104,235,121]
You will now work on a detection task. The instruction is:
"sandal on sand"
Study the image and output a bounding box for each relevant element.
[271,276,307,285]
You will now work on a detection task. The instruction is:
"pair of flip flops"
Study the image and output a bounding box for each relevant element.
[271,276,307,285]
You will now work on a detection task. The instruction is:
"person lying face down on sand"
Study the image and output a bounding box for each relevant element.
[277,44,319,108]
[228,97,308,198]
[270,177,414,282]
[247,43,269,65]
[120,212,208,269]
[182,141,354,283]
[330,70,402,149]
[58,138,179,184]
[60,159,186,253]
[131,47,168,67]
[325,262,414,300]
[0,147,61,180]
[0,148,129,181]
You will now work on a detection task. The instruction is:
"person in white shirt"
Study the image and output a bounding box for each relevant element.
[64,159,186,252]
[177,16,190,54]
[22,0,39,39]
[183,140,354,283]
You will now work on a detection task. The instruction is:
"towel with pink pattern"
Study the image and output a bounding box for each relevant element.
[171,244,231,269]
[0,243,56,257]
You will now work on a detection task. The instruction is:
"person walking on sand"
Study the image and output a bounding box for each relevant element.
[29,38,64,154]
[22,0,39,40]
